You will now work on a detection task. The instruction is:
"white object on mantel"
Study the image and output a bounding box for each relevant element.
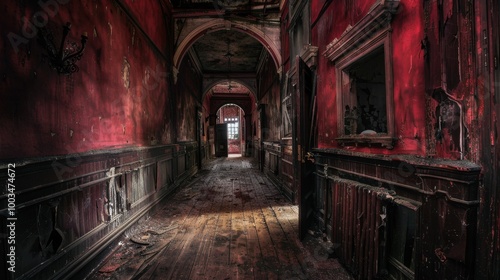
[360,130,377,135]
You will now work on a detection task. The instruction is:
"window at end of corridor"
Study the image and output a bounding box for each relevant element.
[225,117,239,139]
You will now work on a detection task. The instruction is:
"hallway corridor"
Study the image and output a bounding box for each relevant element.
[89,157,352,280]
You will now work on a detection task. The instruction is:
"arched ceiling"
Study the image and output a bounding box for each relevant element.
[203,80,256,115]
[169,0,281,86]
[204,81,256,104]
[168,0,280,111]
[192,30,263,74]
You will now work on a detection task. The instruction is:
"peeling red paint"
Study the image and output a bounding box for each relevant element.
[0,0,498,279]
[308,0,498,278]
[120,0,169,53]
[313,0,426,155]
[0,0,172,159]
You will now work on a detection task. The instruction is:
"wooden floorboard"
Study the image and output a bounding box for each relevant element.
[90,156,353,280]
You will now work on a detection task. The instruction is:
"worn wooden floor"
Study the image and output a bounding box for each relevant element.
[89,156,353,280]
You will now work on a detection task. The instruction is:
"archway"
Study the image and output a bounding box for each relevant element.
[216,104,245,156]
[203,78,257,103]
[203,80,256,158]
[172,18,281,83]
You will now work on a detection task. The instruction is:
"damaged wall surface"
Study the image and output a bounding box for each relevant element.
[0,143,198,279]
[0,0,173,159]
[0,0,498,279]
[254,0,499,279]
[314,0,426,155]
[299,0,498,279]
[0,0,189,279]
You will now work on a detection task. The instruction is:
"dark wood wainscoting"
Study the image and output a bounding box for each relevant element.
[312,149,480,280]
[0,143,199,280]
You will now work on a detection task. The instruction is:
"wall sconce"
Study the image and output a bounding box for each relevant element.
[38,22,88,75]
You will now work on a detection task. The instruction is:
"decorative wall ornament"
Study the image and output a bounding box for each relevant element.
[38,22,88,75]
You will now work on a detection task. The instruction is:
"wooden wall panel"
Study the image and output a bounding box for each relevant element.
[313,149,480,279]
[0,143,198,279]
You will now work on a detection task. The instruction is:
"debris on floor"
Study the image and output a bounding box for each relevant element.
[89,157,353,280]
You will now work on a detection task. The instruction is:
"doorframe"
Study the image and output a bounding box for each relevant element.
[196,108,202,169]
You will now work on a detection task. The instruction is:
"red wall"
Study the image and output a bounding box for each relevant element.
[312,0,426,155]
[0,0,173,159]
[121,0,169,53]
[175,56,202,141]
[391,0,426,155]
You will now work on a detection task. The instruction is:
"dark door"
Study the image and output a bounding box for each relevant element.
[292,56,316,240]
[215,123,228,157]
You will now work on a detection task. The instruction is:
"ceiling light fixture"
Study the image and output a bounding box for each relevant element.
[224,37,233,92]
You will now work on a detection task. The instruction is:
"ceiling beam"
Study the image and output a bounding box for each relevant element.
[256,48,269,75]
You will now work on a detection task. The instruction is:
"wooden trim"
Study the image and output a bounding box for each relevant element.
[336,29,395,145]
[336,135,396,149]
[331,21,397,148]
[299,45,318,69]
[323,0,400,61]
[0,143,198,279]
[313,148,481,203]
[385,30,395,140]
